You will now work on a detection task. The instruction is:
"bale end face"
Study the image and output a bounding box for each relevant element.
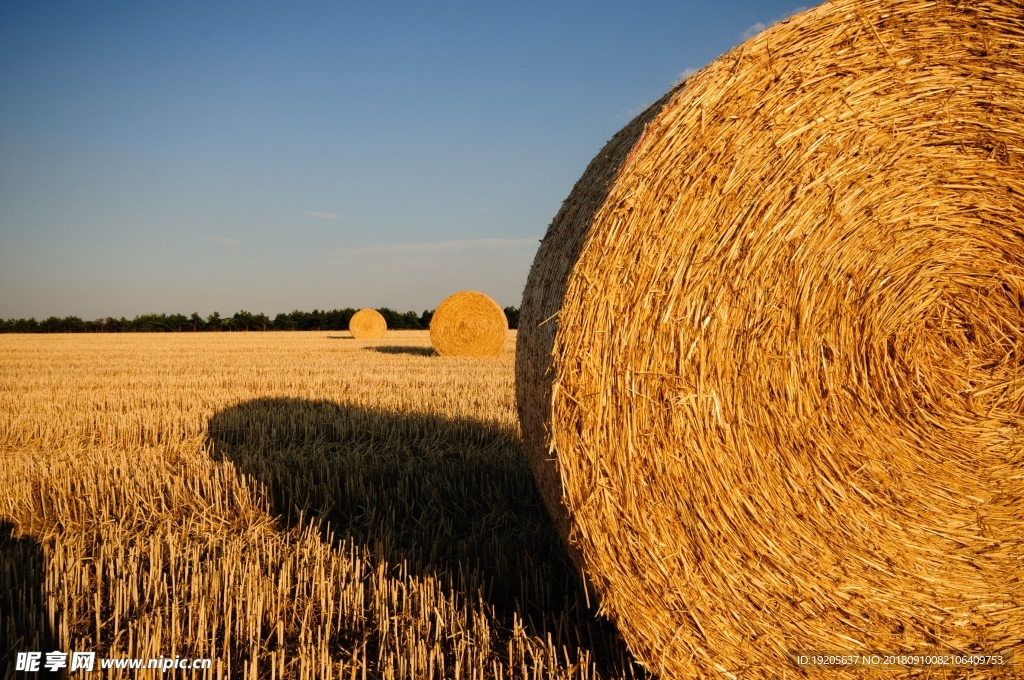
[516,0,1024,677]
[430,291,507,357]
[349,308,387,340]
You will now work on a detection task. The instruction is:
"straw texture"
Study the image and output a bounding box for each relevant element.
[516,1,1024,677]
[349,308,387,339]
[430,291,508,357]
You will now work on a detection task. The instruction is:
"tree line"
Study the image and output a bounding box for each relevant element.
[0,306,521,333]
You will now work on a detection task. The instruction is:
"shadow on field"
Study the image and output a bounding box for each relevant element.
[367,346,436,356]
[0,521,59,678]
[325,335,355,340]
[207,398,642,677]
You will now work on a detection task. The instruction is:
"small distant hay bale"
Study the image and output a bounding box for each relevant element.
[430,291,507,357]
[516,0,1024,677]
[348,308,387,339]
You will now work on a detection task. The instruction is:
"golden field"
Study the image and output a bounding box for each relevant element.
[0,331,641,679]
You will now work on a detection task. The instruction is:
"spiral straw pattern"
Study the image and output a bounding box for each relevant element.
[430,291,508,357]
[348,308,387,339]
[516,0,1024,677]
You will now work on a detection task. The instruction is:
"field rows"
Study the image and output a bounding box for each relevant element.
[0,332,641,679]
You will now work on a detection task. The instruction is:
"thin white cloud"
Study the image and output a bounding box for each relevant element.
[202,236,241,244]
[477,206,493,212]
[615,102,651,121]
[741,21,768,40]
[303,211,343,220]
[337,237,538,258]
[741,6,807,41]
[674,67,701,86]
[626,102,651,118]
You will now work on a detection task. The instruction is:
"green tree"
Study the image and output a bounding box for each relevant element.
[503,306,519,329]
[272,313,295,330]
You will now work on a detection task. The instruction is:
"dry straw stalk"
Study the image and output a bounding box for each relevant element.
[430,291,508,357]
[517,0,1024,677]
[348,308,387,339]
[1,331,644,679]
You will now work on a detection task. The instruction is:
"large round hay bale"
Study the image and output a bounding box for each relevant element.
[348,308,387,339]
[430,291,508,357]
[516,1,1024,677]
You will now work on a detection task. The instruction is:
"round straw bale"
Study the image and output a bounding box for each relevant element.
[348,308,387,339]
[430,291,508,357]
[516,1,1024,677]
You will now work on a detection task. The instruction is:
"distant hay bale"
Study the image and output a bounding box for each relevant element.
[348,308,387,339]
[516,0,1024,677]
[430,291,507,357]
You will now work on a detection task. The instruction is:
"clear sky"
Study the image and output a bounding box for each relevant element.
[1,1,806,319]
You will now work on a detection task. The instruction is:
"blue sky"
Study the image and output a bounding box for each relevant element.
[1,1,806,318]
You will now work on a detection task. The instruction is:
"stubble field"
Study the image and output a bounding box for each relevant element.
[0,331,642,679]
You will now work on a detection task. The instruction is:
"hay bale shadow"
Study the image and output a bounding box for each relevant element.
[367,346,436,356]
[207,398,643,677]
[0,521,59,677]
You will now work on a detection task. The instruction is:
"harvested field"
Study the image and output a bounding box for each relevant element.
[0,331,641,679]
